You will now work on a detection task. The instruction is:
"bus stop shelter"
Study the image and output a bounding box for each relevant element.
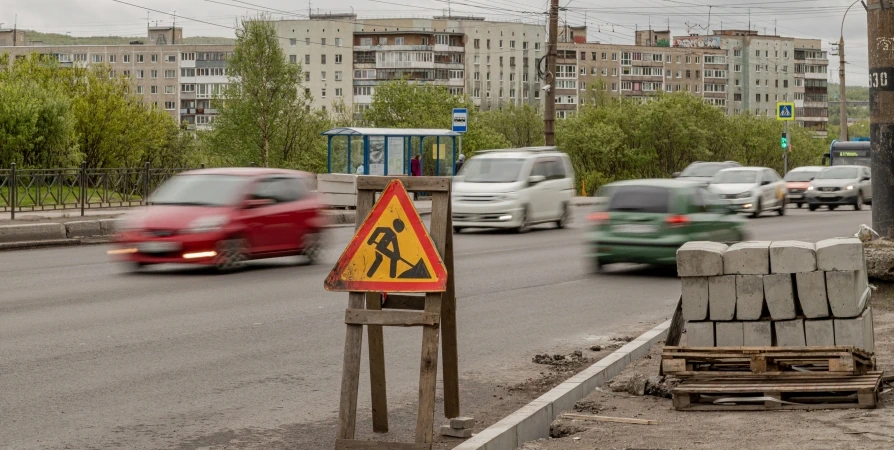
[322,127,462,177]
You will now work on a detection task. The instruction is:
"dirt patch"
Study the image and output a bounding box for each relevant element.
[522,282,894,450]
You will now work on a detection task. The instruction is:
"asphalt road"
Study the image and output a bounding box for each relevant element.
[0,206,873,449]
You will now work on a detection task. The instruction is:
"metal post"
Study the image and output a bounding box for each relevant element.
[10,162,16,220]
[80,162,86,217]
[840,0,862,142]
[384,135,389,175]
[249,161,256,167]
[347,137,352,173]
[143,161,151,204]
[868,0,894,238]
[544,0,559,146]
[436,136,441,176]
[783,121,789,174]
[457,136,462,175]
[201,163,205,169]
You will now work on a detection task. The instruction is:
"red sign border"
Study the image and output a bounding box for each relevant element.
[324,179,448,292]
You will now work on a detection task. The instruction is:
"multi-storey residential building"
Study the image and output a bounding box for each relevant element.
[274,15,544,112]
[794,39,830,136]
[0,28,25,46]
[0,27,233,128]
[556,41,729,117]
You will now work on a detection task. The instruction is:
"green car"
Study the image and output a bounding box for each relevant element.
[587,179,748,272]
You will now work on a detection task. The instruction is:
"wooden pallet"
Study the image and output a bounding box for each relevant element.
[662,346,875,378]
[672,371,883,411]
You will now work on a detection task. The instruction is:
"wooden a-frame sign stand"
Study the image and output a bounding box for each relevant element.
[328,176,460,450]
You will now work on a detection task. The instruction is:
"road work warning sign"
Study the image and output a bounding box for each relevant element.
[324,179,447,292]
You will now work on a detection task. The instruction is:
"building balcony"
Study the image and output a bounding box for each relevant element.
[353,45,434,52]
[433,45,465,53]
[376,61,435,69]
[805,72,827,79]
[704,91,727,98]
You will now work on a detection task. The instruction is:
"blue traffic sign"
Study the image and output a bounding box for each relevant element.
[776,102,795,121]
[452,108,468,133]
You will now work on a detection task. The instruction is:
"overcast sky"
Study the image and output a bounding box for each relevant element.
[6,0,871,85]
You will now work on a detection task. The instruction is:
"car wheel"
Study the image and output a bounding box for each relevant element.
[809,204,819,211]
[126,261,148,273]
[777,198,786,216]
[556,203,570,229]
[453,226,463,234]
[854,193,864,211]
[829,205,838,211]
[515,206,531,234]
[796,203,803,209]
[751,199,762,219]
[215,237,248,272]
[302,232,324,264]
[592,257,604,274]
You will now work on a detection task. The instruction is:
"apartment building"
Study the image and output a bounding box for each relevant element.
[794,39,830,136]
[0,28,25,46]
[556,41,729,117]
[274,15,544,112]
[0,27,233,128]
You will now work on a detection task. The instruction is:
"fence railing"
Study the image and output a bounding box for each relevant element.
[0,162,213,219]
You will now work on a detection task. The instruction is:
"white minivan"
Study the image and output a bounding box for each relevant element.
[451,147,575,233]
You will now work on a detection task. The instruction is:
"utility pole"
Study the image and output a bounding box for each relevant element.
[544,0,558,146]
[839,35,848,141]
[867,0,894,239]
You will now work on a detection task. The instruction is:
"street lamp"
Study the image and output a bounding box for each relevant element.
[838,0,862,142]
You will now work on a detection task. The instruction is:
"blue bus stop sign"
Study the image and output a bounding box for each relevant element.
[452,108,468,133]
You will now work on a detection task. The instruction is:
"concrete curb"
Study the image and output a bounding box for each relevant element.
[453,319,671,450]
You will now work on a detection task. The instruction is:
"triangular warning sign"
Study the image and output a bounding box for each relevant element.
[325,180,447,293]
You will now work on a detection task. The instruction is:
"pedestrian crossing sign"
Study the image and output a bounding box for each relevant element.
[324,179,447,292]
[776,102,795,121]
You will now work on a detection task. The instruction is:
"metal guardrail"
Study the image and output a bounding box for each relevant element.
[0,162,200,219]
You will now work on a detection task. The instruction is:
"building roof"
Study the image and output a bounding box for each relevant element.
[322,127,461,137]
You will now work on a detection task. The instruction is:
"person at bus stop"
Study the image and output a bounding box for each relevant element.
[455,154,465,174]
[411,154,421,199]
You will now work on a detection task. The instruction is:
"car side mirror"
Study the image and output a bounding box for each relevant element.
[528,175,546,186]
[244,198,273,209]
[671,172,681,178]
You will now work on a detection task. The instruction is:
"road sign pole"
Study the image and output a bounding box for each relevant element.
[784,121,789,174]
[867,0,894,239]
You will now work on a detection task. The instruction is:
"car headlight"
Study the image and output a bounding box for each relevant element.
[807,186,814,191]
[736,191,752,199]
[846,185,855,190]
[186,215,229,233]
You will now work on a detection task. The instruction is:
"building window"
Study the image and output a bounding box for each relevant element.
[510,40,516,49]
[151,70,158,79]
[151,86,158,94]
[611,68,618,76]
[181,52,195,61]
[290,38,297,46]
[335,54,343,64]
[535,42,541,51]
[136,54,144,63]
[305,37,311,46]
[321,88,326,98]
[136,70,144,79]
[305,54,311,64]
[165,69,176,78]
[290,55,297,64]
[151,54,158,63]
[523,41,528,50]
[474,39,480,49]
[354,86,374,96]
[734,49,742,57]
[107,55,116,63]
[783,80,789,88]
[305,72,310,82]
[321,54,326,64]
[734,93,742,101]
[136,86,143,94]
[124,54,131,63]
[334,71,342,81]
[734,64,741,72]
[164,85,175,95]
[164,101,176,110]
[181,84,195,92]
[394,37,404,45]
[499,40,504,48]
[360,37,372,46]
[755,94,761,102]
[92,54,103,63]
[165,54,176,63]
[321,71,326,81]
[123,70,131,77]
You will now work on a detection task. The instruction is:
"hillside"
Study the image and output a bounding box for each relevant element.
[828,83,870,102]
[20,30,234,46]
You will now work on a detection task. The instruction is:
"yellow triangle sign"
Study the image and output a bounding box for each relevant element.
[324,180,447,293]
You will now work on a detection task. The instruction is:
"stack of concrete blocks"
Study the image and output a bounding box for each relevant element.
[678,238,874,353]
[441,417,475,438]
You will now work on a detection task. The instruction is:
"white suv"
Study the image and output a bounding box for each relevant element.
[451,147,575,233]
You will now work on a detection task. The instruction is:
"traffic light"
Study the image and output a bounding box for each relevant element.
[781,132,789,149]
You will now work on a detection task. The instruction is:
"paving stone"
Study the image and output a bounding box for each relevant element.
[715,321,744,347]
[770,241,817,274]
[682,277,709,321]
[805,319,835,346]
[685,321,714,347]
[440,425,473,438]
[450,417,476,429]
[677,241,727,277]
[723,241,771,275]
[736,275,765,320]
[774,319,806,347]
[834,307,875,353]
[796,271,830,319]
[764,273,797,320]
[816,237,865,272]
[826,269,871,318]
[743,321,773,346]
[708,275,736,321]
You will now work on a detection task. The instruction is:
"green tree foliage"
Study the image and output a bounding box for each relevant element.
[205,16,328,170]
[477,104,544,148]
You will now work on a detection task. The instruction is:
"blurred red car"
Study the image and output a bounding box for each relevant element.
[109,168,327,271]
[783,166,823,209]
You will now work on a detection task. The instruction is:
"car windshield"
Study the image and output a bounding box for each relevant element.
[608,186,671,213]
[681,164,727,177]
[784,170,819,182]
[818,167,860,180]
[712,170,757,184]
[460,158,525,183]
[149,174,249,206]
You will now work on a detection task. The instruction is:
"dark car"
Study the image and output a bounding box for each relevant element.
[109,168,327,272]
[673,161,741,186]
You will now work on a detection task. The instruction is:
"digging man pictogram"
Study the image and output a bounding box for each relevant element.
[365,218,431,279]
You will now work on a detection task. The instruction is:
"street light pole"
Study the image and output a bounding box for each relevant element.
[839,0,861,142]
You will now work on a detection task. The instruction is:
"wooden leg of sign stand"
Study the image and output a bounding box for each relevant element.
[366,292,389,432]
[337,292,366,441]
[441,200,460,419]
[415,292,442,444]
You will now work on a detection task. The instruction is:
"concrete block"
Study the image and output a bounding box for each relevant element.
[677,241,728,277]
[736,275,765,320]
[64,220,102,238]
[685,321,714,347]
[708,275,736,320]
[826,270,871,318]
[715,322,745,347]
[450,417,477,429]
[743,321,773,346]
[805,320,836,346]
[770,241,817,274]
[764,273,797,320]
[816,237,865,271]
[835,307,875,353]
[0,223,66,243]
[796,271,830,319]
[682,277,709,321]
[724,241,771,275]
[774,319,806,347]
[512,400,552,444]
[98,218,121,235]
[441,425,473,438]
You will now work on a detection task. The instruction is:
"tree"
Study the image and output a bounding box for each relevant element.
[363,79,469,129]
[477,104,543,148]
[207,16,325,169]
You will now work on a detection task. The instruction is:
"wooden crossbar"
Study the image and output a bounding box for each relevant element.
[344,309,440,327]
[335,438,431,450]
[357,176,450,192]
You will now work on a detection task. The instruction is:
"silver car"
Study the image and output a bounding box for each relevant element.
[806,165,872,211]
[708,167,788,218]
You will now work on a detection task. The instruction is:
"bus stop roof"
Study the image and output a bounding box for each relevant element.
[321,127,461,137]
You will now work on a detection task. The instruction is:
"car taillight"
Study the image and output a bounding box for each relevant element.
[665,215,690,227]
[588,212,610,223]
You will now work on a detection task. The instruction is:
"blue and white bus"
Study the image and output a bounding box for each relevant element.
[823,140,871,167]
